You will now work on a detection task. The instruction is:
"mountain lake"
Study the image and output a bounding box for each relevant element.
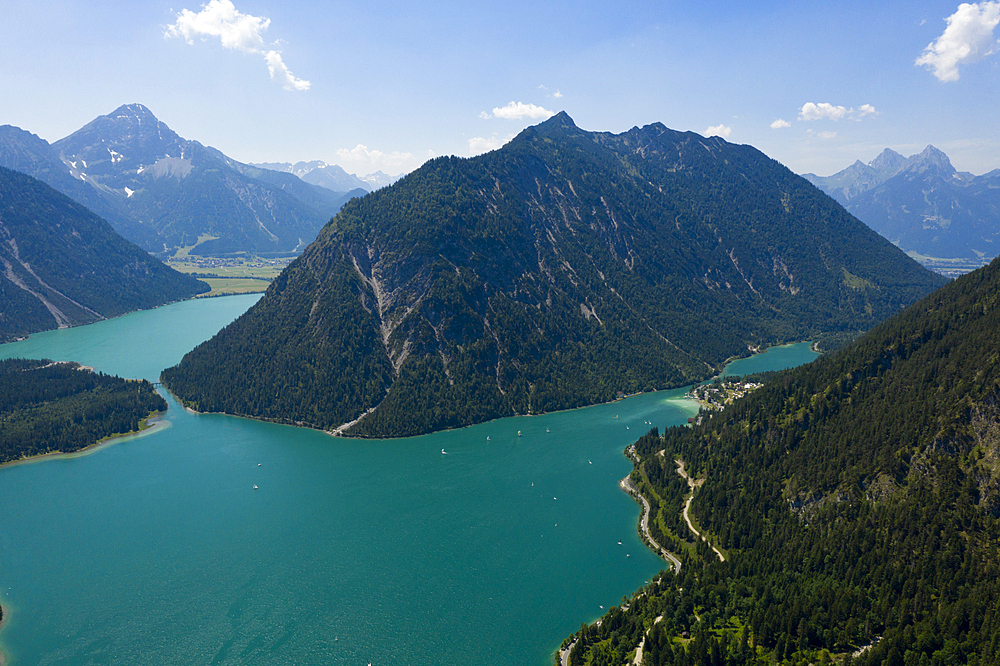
[0,294,818,665]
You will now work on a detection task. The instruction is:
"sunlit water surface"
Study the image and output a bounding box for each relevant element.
[0,296,817,665]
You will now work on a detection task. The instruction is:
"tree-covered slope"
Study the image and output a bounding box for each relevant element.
[162,113,946,438]
[563,257,1000,666]
[0,358,166,464]
[0,166,209,342]
[2,105,355,256]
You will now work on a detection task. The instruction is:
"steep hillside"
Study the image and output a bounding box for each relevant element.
[162,113,946,437]
[0,167,208,342]
[563,257,1000,665]
[0,124,156,247]
[1,105,355,256]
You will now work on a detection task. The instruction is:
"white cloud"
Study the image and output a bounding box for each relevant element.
[335,144,414,173]
[798,102,878,121]
[799,102,849,121]
[916,1,1000,81]
[536,85,563,99]
[468,134,515,156]
[488,102,555,120]
[770,118,792,129]
[265,51,310,91]
[855,103,878,118]
[705,124,732,138]
[166,0,309,91]
[818,131,837,139]
[165,0,268,52]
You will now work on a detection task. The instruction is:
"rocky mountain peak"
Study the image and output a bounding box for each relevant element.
[109,103,159,125]
[53,103,187,178]
[868,148,906,177]
[898,145,956,178]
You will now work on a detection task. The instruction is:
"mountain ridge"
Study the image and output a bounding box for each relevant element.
[248,160,400,192]
[803,145,999,264]
[0,166,208,342]
[1,104,361,256]
[162,113,946,437]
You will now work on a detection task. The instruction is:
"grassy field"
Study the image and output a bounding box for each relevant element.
[167,254,296,297]
[194,278,270,296]
[171,235,219,259]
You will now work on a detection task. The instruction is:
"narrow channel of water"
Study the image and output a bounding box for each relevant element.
[0,296,818,665]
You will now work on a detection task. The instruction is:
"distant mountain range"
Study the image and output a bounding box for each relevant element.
[0,104,364,257]
[248,160,400,193]
[0,166,208,342]
[803,147,1000,269]
[162,112,946,438]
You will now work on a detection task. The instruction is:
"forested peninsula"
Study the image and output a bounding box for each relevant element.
[162,113,945,438]
[0,358,166,465]
[561,258,1000,665]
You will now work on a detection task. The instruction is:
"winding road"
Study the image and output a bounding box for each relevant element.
[675,460,725,562]
[621,446,683,573]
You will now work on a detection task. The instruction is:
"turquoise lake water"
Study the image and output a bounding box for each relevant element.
[721,342,820,378]
[0,296,818,665]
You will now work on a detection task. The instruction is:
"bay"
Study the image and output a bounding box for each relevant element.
[721,341,820,378]
[0,296,818,665]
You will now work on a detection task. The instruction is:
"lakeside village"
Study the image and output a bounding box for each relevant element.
[167,256,290,272]
[685,377,764,424]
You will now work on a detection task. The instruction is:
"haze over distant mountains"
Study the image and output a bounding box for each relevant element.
[248,160,400,193]
[803,147,1000,266]
[0,104,365,257]
[163,112,946,438]
[0,166,208,342]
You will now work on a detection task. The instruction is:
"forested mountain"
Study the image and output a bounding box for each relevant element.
[162,113,945,438]
[562,257,1000,665]
[0,166,208,342]
[0,104,359,255]
[804,146,1000,262]
[0,358,166,464]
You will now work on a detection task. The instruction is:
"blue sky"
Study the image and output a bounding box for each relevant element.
[2,0,998,177]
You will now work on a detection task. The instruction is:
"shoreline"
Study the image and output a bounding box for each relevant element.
[0,602,7,666]
[157,340,815,441]
[161,380,707,441]
[0,414,168,471]
[620,446,683,572]
[0,288,222,346]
